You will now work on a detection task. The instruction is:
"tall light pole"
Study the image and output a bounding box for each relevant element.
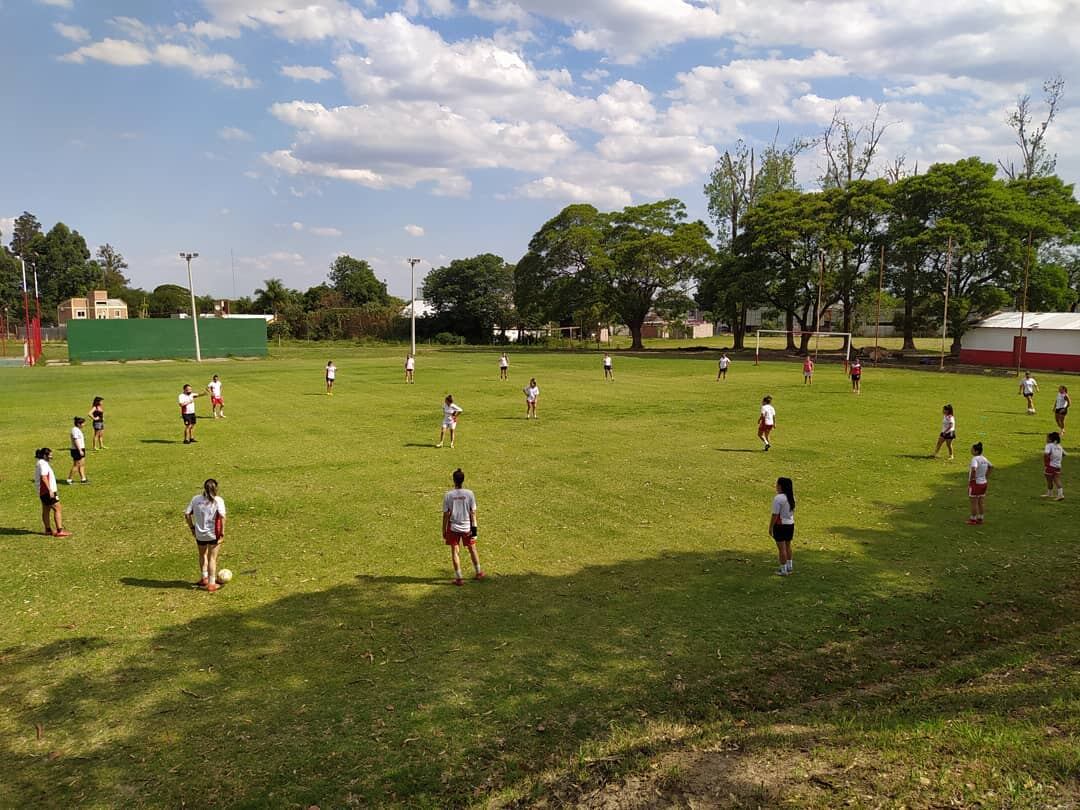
[179,252,202,362]
[408,257,422,356]
[17,256,33,365]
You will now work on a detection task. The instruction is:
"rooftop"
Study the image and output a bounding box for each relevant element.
[973,311,1080,331]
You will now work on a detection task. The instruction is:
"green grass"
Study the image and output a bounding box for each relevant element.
[1,345,1077,808]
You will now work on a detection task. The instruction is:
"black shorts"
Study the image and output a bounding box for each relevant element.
[772,523,795,542]
[851,374,861,381]
[196,538,219,547]
[92,420,104,431]
[939,431,955,440]
[1055,407,1068,415]
[182,413,197,426]
[70,448,86,461]
[40,494,59,506]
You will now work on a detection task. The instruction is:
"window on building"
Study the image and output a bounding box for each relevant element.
[76,310,86,318]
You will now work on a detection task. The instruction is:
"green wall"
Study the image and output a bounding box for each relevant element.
[68,319,267,361]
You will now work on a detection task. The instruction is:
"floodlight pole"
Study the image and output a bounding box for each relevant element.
[408,258,422,356]
[874,244,885,367]
[180,252,202,362]
[18,256,33,366]
[940,236,953,371]
[1015,232,1034,377]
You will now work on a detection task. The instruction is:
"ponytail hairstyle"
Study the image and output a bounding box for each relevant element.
[1048,432,1062,444]
[203,478,219,500]
[92,396,104,407]
[776,477,795,512]
[762,395,772,405]
[445,394,454,404]
[35,447,51,460]
[972,442,983,455]
[452,468,465,487]
[943,403,953,416]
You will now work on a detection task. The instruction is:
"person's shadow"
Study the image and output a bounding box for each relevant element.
[119,578,195,589]
[0,527,40,536]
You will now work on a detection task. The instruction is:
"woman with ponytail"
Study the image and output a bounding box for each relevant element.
[769,477,796,576]
[184,478,227,591]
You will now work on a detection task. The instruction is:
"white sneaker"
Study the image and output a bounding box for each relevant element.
[1042,493,1052,498]
[777,568,789,576]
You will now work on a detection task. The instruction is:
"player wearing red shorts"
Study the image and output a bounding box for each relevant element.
[207,375,225,418]
[967,442,993,525]
[442,468,484,585]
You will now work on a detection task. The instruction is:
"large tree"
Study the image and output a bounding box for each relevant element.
[95,244,130,294]
[423,254,514,343]
[328,256,388,308]
[23,222,97,324]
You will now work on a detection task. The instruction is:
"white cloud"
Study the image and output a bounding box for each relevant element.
[218,126,253,141]
[516,176,631,209]
[281,64,334,82]
[581,68,609,83]
[309,226,342,237]
[291,221,304,231]
[238,251,306,272]
[0,217,17,241]
[54,23,90,42]
[62,38,152,67]
[36,0,73,7]
[404,224,425,237]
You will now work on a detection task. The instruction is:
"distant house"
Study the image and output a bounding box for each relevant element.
[960,311,1080,372]
[640,310,714,340]
[58,290,128,325]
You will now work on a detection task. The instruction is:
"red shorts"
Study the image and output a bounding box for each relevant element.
[968,482,988,497]
[444,530,475,547]
[212,397,223,406]
[1045,465,1061,477]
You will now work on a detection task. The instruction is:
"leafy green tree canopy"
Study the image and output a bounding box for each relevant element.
[328,255,389,307]
[422,253,514,342]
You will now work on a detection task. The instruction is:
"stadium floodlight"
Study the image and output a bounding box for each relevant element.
[408,258,422,356]
[179,252,202,362]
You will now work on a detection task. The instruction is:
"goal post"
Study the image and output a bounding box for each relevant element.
[754,329,853,370]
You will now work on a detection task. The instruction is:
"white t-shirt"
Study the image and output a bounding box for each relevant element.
[1055,392,1069,410]
[178,392,196,415]
[499,355,508,368]
[208,380,222,398]
[603,356,612,367]
[185,494,227,543]
[719,356,730,369]
[442,403,462,425]
[443,487,477,533]
[35,458,57,497]
[771,493,795,525]
[1021,377,1037,394]
[941,414,956,434]
[405,357,415,370]
[969,455,992,484]
[326,364,336,380]
[524,385,539,402]
[70,426,85,450]
[760,404,776,426]
[1045,443,1066,469]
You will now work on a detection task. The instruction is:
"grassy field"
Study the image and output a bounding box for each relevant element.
[1,345,1077,808]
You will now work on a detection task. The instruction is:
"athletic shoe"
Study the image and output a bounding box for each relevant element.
[966,518,979,525]
[1056,496,1066,501]
[1042,493,1053,498]
[65,478,72,485]
[80,479,88,484]
[435,443,443,448]
[475,572,486,580]
[453,577,464,586]
[53,529,72,538]
[183,439,190,444]
[776,568,789,576]
[205,582,219,592]
[188,438,197,443]
[43,529,53,536]
[197,577,208,587]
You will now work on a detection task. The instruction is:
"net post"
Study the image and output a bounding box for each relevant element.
[754,330,760,365]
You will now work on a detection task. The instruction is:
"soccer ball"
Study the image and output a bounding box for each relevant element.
[217,569,233,584]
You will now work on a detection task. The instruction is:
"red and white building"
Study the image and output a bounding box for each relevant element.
[960,311,1080,372]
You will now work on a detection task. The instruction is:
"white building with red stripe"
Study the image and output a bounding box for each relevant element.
[960,312,1080,372]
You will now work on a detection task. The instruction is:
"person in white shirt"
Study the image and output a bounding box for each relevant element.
[325,360,336,395]
[1043,431,1066,501]
[769,477,796,576]
[442,467,484,585]
[67,416,88,484]
[185,478,227,591]
[967,442,993,525]
[206,375,225,418]
[1019,371,1038,414]
[758,395,776,451]
[717,353,730,381]
[404,354,415,384]
[178,384,203,444]
[499,352,509,380]
[933,404,956,460]
[523,378,540,419]
[1054,385,1070,434]
[603,353,614,380]
[34,448,71,537]
[437,394,463,448]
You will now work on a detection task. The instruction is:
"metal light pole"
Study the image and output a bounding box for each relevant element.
[18,256,33,365]
[179,252,202,362]
[408,257,422,356]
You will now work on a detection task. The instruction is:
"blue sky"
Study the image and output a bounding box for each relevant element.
[1,0,1077,300]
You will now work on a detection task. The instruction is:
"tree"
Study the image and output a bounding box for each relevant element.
[254,278,295,320]
[423,254,514,343]
[328,256,388,307]
[25,222,97,324]
[999,75,1065,181]
[95,244,130,293]
[149,284,191,317]
[8,212,41,259]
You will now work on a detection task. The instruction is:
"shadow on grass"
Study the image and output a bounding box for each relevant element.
[2,455,1078,808]
[138,439,179,445]
[403,442,436,448]
[0,527,41,536]
[715,448,758,453]
[119,578,196,589]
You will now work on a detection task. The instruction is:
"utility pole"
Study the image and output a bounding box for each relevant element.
[180,252,202,362]
[408,258,422,356]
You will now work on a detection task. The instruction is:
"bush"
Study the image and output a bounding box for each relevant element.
[433,332,463,345]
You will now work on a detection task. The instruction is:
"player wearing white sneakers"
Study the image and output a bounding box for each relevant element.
[442,467,484,586]
[603,353,613,380]
[67,416,88,484]
[178,384,204,444]
[1054,386,1070,434]
[404,354,415,384]
[437,395,463,448]
[1019,371,1038,414]
[325,360,336,395]
[523,378,539,419]
[499,352,509,380]
[35,448,71,537]
[717,353,730,381]
[769,477,796,576]
[1043,432,1066,501]
[933,404,956,460]
[185,478,227,591]
[758,395,776,451]
[967,442,993,525]
[207,374,225,418]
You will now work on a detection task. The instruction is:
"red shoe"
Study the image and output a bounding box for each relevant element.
[197,577,208,587]
[53,529,73,538]
[205,582,219,592]
[965,519,979,525]
[474,572,486,580]
[453,578,464,586]
[43,529,53,536]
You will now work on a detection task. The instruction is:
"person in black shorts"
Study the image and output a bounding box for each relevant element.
[88,396,106,449]
[178,384,203,444]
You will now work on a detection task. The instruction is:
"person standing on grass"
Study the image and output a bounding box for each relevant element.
[603,353,614,380]
[803,355,814,385]
[404,353,415,384]
[933,404,956,460]
[437,394,462,448]
[769,477,796,576]
[178,384,203,444]
[67,417,88,484]
[758,395,776,451]
[88,396,106,449]
[717,353,730,381]
[34,448,71,537]
[1043,432,1066,501]
[523,377,540,419]
[185,478,227,592]
[499,352,509,380]
[1019,371,1038,414]
[442,467,484,586]
[207,374,225,419]
[325,360,336,395]
[967,442,993,525]
[850,357,862,393]
[1054,385,1070,434]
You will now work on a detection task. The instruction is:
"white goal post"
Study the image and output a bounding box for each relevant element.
[754,330,853,370]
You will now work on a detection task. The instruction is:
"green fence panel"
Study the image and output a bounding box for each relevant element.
[68,319,267,361]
